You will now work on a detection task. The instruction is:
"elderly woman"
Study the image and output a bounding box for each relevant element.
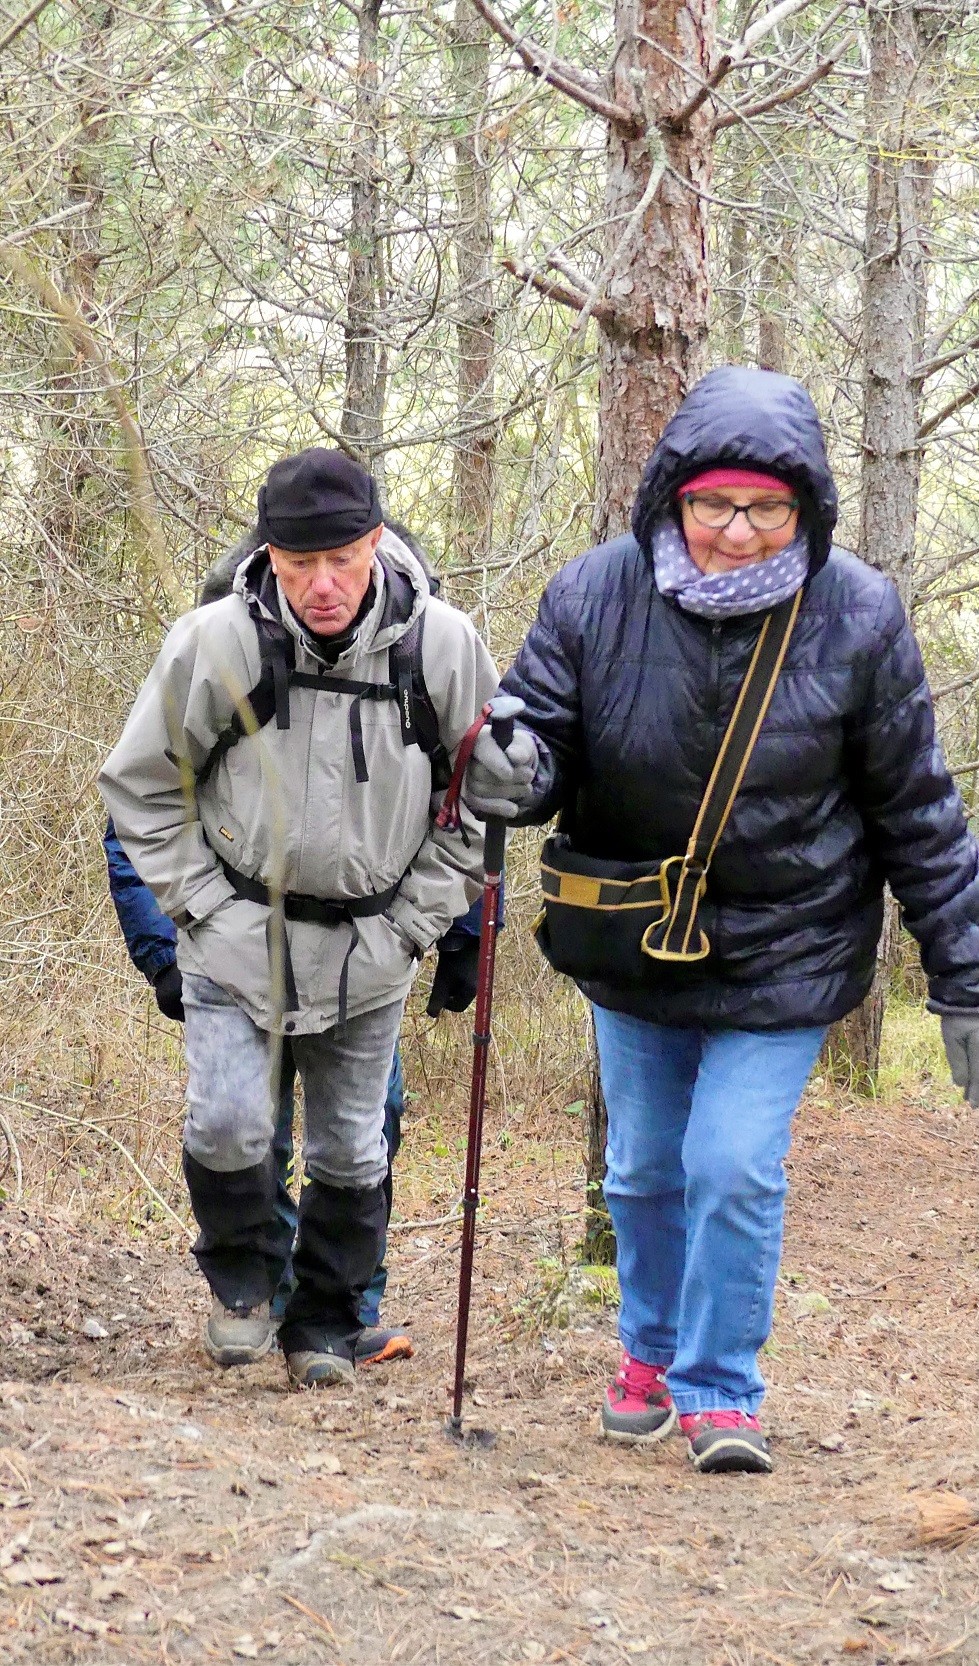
[465,366,979,1474]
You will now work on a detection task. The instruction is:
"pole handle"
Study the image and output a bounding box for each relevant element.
[487,693,522,757]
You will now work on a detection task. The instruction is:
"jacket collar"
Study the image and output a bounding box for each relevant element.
[232,527,428,667]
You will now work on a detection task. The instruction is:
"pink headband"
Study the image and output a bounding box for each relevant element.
[677,467,794,498]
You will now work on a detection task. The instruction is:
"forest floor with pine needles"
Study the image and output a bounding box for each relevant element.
[0,1085,977,1666]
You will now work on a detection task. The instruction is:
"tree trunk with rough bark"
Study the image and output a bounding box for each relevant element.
[36,6,140,592]
[860,5,939,609]
[342,0,387,491]
[827,4,948,1087]
[592,0,713,544]
[449,2,495,572]
[582,1015,615,1265]
[585,2,715,1255]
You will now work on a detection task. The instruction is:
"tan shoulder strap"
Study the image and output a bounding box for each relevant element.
[642,589,802,963]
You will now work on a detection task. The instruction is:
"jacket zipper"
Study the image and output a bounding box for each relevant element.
[708,620,723,729]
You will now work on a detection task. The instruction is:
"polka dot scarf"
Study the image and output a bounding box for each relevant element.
[651,517,809,620]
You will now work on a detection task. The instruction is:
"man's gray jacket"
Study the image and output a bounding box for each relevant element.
[99,530,498,1033]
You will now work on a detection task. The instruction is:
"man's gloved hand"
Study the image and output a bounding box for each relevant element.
[426,938,480,1017]
[153,962,185,1023]
[463,719,539,821]
[940,1012,979,1106]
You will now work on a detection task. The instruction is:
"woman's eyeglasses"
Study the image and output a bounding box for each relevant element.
[683,494,799,532]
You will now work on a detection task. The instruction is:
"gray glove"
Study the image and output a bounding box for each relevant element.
[940,1012,979,1106]
[463,716,539,821]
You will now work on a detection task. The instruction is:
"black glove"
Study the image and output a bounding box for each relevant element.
[153,962,185,1022]
[426,938,480,1017]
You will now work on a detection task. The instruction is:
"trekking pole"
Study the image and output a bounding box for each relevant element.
[444,694,522,1448]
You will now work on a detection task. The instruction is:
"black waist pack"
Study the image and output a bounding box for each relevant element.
[534,836,687,984]
[533,591,802,984]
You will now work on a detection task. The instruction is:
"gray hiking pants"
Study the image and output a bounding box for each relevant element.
[182,973,404,1189]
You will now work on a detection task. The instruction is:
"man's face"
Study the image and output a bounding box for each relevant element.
[269,525,382,635]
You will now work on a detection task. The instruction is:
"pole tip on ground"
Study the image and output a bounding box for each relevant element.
[444,1417,497,1450]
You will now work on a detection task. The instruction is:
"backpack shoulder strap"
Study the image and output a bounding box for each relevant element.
[196,605,295,785]
[388,605,452,788]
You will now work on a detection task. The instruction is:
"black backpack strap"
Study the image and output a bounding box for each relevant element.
[196,557,450,791]
[388,607,452,789]
[196,609,294,785]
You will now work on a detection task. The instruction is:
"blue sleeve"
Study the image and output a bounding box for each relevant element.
[437,891,504,951]
[104,818,177,983]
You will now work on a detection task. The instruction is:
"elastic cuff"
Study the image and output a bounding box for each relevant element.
[143,950,178,984]
[387,894,445,954]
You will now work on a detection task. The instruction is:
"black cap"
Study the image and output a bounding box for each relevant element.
[256,448,382,553]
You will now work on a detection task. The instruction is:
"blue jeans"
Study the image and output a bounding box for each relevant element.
[270,1045,404,1325]
[592,1007,826,1416]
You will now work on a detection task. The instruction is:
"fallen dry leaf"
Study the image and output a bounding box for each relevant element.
[877,1566,915,1592]
[55,1608,109,1637]
[303,1452,344,1475]
[5,1560,64,1586]
[91,1577,128,1602]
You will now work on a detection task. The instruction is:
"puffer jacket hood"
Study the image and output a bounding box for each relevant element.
[632,366,839,575]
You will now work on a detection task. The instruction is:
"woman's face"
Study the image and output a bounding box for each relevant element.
[680,486,800,576]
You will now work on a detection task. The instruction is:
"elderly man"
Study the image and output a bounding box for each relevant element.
[101,448,496,1389]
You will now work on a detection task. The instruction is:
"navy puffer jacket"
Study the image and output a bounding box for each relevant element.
[503,367,979,1029]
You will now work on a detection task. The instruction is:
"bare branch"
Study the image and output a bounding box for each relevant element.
[918,374,979,441]
[466,0,642,133]
[921,289,979,361]
[913,331,979,383]
[0,244,172,615]
[713,33,855,130]
[0,0,55,58]
[933,664,979,703]
[502,255,617,322]
[663,54,734,132]
[738,0,820,55]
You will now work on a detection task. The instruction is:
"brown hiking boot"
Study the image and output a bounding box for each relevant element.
[286,1344,356,1389]
[204,1298,275,1368]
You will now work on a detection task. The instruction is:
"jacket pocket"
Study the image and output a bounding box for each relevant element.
[182,897,273,1012]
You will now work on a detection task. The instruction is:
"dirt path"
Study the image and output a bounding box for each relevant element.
[1,1090,977,1665]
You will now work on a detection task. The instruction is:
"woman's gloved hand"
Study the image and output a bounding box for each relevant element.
[426,938,481,1017]
[940,1012,979,1105]
[153,962,185,1022]
[463,715,539,820]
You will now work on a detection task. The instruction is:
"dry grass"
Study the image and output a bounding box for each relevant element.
[4,537,979,1664]
[1,1087,978,1665]
[0,542,598,1232]
[912,1493,979,1551]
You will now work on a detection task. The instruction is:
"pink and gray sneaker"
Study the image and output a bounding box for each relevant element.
[600,1349,677,1444]
[679,1410,772,1474]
